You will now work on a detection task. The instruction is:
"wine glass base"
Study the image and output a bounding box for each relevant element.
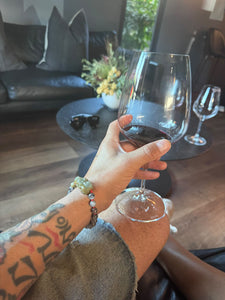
[184,134,207,146]
[115,188,166,222]
[159,120,177,130]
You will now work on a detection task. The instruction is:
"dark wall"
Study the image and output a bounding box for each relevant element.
[154,0,225,54]
[153,0,225,105]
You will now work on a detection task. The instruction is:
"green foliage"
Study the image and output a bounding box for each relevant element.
[122,0,159,50]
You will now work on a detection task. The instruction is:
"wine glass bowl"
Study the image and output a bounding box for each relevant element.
[116,51,192,222]
[118,52,191,146]
[184,84,221,146]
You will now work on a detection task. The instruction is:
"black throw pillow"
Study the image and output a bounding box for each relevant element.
[0,11,26,71]
[37,7,89,74]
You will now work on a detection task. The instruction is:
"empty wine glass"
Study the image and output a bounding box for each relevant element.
[115,51,192,222]
[184,84,221,146]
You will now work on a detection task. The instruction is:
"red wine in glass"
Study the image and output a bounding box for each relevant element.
[121,124,172,147]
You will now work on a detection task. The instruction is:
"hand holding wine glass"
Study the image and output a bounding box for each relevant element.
[184,84,221,146]
[116,51,191,222]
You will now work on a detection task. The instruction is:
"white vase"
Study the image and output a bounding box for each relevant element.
[102,93,120,110]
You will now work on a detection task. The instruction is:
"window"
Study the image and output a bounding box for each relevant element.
[121,0,160,50]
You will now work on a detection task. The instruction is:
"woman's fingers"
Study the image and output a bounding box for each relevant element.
[128,139,171,168]
[134,169,161,180]
[133,161,167,180]
[104,120,121,142]
[102,121,170,179]
[106,116,133,141]
[120,141,136,152]
[118,114,133,128]
[146,160,167,171]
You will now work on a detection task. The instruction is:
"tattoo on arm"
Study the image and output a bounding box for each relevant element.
[0,290,16,300]
[0,279,35,300]
[28,231,60,265]
[56,217,77,244]
[0,203,64,265]
[0,202,78,297]
[8,256,38,286]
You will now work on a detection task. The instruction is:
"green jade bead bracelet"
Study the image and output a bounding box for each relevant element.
[68,176,98,229]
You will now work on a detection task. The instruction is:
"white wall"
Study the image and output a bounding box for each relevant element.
[0,0,125,34]
[0,0,63,24]
[64,0,125,32]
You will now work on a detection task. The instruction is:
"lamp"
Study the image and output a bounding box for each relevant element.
[202,0,217,11]
[209,0,225,21]
[202,0,225,21]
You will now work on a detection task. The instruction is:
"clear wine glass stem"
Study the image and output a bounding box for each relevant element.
[194,118,204,138]
[140,179,146,191]
[140,165,147,196]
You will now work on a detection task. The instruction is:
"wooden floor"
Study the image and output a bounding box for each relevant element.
[0,109,225,250]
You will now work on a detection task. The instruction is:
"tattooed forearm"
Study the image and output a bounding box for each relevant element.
[30,203,65,224]
[0,289,16,300]
[56,216,77,244]
[28,231,60,265]
[0,201,78,298]
[0,278,36,300]
[0,204,65,243]
[0,203,65,265]
[8,256,38,286]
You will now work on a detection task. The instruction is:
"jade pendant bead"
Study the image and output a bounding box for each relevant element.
[74,176,93,195]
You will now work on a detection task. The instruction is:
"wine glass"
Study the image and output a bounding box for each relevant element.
[115,51,192,222]
[184,84,221,146]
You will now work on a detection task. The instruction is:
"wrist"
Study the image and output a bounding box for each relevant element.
[68,177,98,228]
[84,176,115,212]
[62,189,92,228]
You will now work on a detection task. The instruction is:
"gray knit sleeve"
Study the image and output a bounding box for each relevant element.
[23,219,137,300]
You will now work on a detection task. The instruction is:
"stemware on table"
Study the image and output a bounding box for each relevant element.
[184,84,221,146]
[115,51,192,222]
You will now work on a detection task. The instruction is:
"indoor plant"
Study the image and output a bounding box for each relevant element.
[81,43,128,109]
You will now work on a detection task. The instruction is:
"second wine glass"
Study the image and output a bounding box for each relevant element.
[116,51,192,222]
[184,84,221,146]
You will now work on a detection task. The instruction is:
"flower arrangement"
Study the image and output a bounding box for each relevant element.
[81,43,128,98]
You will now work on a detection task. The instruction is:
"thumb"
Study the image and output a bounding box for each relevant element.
[128,139,171,167]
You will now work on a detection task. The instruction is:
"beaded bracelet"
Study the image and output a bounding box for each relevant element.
[68,176,98,229]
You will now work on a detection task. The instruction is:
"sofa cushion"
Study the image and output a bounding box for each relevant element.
[4,22,45,64]
[69,8,89,60]
[37,7,89,74]
[0,11,27,71]
[0,67,94,101]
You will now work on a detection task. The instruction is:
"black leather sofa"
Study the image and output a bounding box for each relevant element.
[0,21,118,114]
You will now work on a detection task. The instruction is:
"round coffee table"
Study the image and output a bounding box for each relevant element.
[56,98,212,197]
[57,98,212,159]
[56,98,117,149]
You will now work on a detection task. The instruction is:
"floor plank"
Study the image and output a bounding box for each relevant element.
[172,195,225,249]
[0,142,79,174]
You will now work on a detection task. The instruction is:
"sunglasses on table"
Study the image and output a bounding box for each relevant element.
[69,114,100,130]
